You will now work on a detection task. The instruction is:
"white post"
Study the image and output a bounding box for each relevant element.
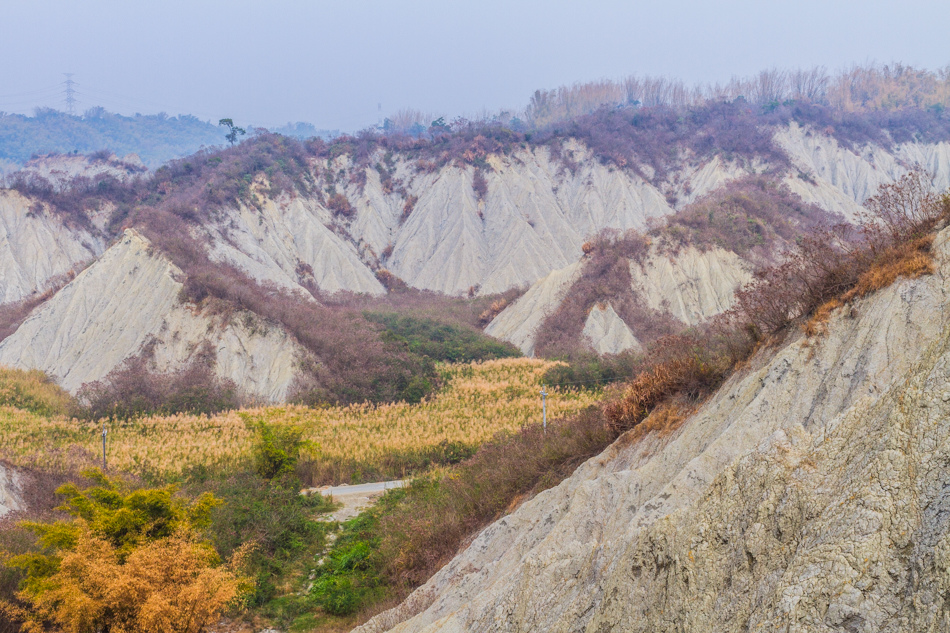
[540,386,548,435]
[101,420,107,471]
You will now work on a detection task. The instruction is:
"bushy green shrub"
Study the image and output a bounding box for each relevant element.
[365,313,521,363]
[185,469,332,609]
[307,498,395,616]
[541,351,641,390]
[243,415,311,480]
[0,367,75,417]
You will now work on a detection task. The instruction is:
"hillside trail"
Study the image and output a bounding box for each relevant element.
[304,480,406,523]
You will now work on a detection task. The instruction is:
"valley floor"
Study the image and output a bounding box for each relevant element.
[0,358,597,486]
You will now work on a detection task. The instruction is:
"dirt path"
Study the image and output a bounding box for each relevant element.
[303,480,406,522]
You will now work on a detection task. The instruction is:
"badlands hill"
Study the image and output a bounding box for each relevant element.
[355,215,950,633]
[488,123,950,357]
[1,98,949,405]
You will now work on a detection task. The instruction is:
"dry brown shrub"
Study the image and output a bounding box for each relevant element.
[608,172,948,443]
[374,405,612,587]
[534,229,670,357]
[802,299,842,338]
[326,192,354,218]
[401,195,418,220]
[653,176,839,257]
[802,231,937,337]
[843,235,936,301]
[472,169,488,202]
[477,299,508,326]
[614,400,691,453]
[602,343,724,434]
[374,269,409,293]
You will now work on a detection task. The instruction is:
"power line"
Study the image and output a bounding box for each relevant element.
[0,77,231,123]
[542,375,629,388]
[0,85,63,99]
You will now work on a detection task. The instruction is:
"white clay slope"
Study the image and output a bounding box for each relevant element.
[481,122,950,356]
[483,261,583,356]
[339,128,950,296]
[0,230,303,401]
[581,304,642,355]
[357,227,950,633]
[5,124,950,400]
[0,462,24,518]
[777,122,950,222]
[347,146,742,296]
[205,193,384,297]
[629,245,753,326]
[487,244,751,356]
[5,125,950,307]
[0,190,104,304]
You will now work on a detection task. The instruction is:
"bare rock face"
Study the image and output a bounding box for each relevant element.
[582,304,642,355]
[0,230,303,401]
[343,127,950,297]
[776,122,950,223]
[0,462,25,518]
[487,244,751,356]
[629,246,752,326]
[347,147,711,296]
[0,190,104,303]
[4,124,950,401]
[204,194,385,297]
[483,261,583,356]
[356,229,950,632]
[480,124,950,356]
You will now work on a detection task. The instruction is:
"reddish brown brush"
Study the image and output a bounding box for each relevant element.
[605,169,949,441]
[533,229,676,358]
[373,406,613,587]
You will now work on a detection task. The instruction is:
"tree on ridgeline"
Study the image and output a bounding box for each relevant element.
[219,118,246,146]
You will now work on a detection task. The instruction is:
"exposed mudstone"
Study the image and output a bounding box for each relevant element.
[356,229,950,632]
[484,262,583,356]
[3,125,950,402]
[0,190,104,304]
[0,462,25,518]
[628,245,752,326]
[0,230,304,401]
[582,304,642,355]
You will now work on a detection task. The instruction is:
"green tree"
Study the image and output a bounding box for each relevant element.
[218,118,246,146]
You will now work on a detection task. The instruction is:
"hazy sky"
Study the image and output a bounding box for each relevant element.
[1,0,948,131]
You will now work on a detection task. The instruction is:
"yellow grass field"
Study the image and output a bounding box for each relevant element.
[0,358,599,481]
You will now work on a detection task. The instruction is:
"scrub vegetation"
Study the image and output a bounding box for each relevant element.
[0,64,948,631]
[0,359,595,484]
[0,358,596,631]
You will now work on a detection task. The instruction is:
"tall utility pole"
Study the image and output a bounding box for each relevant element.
[541,386,548,435]
[101,419,107,470]
[63,73,77,115]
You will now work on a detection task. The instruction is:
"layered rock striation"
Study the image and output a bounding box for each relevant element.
[0,230,303,401]
[358,228,950,632]
[3,123,950,399]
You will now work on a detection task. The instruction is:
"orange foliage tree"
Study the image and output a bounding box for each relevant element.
[0,469,252,633]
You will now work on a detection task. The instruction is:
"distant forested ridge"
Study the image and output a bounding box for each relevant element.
[0,108,222,168]
[0,107,338,170]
